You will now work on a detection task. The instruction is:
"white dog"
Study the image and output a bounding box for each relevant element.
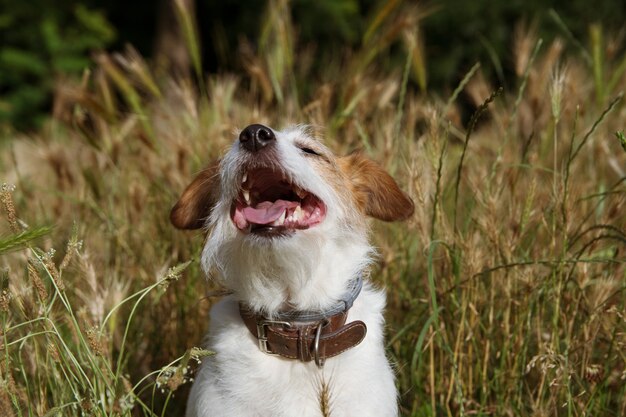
[171,124,413,417]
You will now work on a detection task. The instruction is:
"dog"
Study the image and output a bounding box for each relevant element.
[170,124,414,417]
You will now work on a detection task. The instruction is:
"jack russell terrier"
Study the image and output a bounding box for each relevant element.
[171,124,414,417]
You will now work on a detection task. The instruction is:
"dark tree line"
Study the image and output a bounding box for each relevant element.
[1,0,624,130]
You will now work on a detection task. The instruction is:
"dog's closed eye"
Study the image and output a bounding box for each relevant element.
[298,145,320,156]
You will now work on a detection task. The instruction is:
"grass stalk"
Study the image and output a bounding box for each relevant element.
[173,0,203,91]
[444,62,480,112]
[114,262,191,381]
[510,38,543,132]
[453,87,502,236]
[569,94,623,162]
[394,46,413,144]
[430,127,447,240]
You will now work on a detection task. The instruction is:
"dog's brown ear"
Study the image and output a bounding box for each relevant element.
[170,162,220,229]
[339,153,414,221]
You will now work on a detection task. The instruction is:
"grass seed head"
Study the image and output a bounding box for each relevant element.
[27,259,48,302]
[550,66,567,121]
[86,326,105,357]
[0,184,18,233]
[47,343,60,363]
[0,291,9,312]
[39,249,64,292]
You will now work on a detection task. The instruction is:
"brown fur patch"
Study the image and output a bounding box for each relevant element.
[338,153,414,221]
[170,162,220,229]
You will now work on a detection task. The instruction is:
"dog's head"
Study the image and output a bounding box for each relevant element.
[170,125,413,310]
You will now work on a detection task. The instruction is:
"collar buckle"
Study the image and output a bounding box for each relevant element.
[256,319,292,355]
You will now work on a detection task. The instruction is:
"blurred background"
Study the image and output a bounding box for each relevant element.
[2,0,625,130]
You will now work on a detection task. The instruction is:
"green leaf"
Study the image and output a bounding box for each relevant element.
[0,226,53,255]
[55,55,90,73]
[41,17,62,55]
[615,131,626,152]
[0,48,47,75]
[0,13,14,29]
[74,4,116,44]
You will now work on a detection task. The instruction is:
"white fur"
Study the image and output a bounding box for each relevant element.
[187,126,398,417]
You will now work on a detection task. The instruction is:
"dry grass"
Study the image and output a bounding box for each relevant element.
[1,3,626,416]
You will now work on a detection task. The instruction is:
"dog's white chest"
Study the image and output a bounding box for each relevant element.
[186,292,398,417]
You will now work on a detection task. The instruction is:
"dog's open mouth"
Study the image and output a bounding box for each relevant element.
[231,168,327,235]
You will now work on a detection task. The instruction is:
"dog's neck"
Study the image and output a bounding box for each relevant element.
[202,227,372,315]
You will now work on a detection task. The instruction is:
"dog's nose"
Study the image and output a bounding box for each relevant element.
[239,124,275,152]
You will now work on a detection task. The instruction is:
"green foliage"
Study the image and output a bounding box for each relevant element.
[422,0,626,88]
[3,0,626,130]
[0,226,53,255]
[0,1,115,130]
[616,131,626,153]
[292,0,363,45]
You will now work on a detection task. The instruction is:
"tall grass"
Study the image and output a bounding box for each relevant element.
[1,2,626,416]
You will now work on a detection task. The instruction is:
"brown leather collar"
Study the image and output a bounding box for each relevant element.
[239,305,367,367]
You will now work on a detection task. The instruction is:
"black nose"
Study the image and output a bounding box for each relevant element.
[239,124,275,152]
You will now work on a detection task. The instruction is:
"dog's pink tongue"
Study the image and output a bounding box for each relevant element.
[243,200,299,224]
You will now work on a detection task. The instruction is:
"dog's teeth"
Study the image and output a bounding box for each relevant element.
[243,190,250,204]
[242,172,247,183]
[293,206,303,220]
[275,210,286,226]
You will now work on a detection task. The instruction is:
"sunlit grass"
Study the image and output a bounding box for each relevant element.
[1,2,626,416]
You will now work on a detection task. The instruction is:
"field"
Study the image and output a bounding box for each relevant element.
[1,5,626,417]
